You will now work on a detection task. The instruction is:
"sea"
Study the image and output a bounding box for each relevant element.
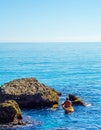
[0,42,101,130]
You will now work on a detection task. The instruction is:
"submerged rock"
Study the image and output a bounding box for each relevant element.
[0,78,59,108]
[0,100,22,124]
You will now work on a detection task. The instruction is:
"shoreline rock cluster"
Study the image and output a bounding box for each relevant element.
[0,77,87,127]
[0,78,60,108]
[0,77,61,125]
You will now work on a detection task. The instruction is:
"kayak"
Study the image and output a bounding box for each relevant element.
[62,105,74,113]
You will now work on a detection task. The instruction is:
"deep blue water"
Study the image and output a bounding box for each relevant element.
[0,42,101,130]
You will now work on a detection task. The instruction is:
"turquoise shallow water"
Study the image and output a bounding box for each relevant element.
[0,42,101,130]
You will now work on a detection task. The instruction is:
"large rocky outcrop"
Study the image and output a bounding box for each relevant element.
[0,78,60,108]
[0,100,22,124]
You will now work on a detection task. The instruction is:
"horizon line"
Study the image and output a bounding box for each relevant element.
[0,41,101,43]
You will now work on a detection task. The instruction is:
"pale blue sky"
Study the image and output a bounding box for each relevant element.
[0,0,101,42]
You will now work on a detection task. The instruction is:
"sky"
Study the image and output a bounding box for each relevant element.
[0,0,101,42]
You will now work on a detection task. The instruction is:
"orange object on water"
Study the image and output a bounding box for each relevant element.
[62,100,74,113]
[62,105,74,113]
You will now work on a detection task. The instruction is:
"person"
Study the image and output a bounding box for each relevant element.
[62,98,72,108]
[62,98,74,113]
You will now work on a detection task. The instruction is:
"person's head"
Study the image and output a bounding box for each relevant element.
[66,97,69,101]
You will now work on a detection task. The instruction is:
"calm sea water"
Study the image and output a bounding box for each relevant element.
[0,42,101,130]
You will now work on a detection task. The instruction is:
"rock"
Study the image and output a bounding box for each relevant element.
[0,78,59,108]
[52,104,59,109]
[68,94,87,106]
[0,100,22,124]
